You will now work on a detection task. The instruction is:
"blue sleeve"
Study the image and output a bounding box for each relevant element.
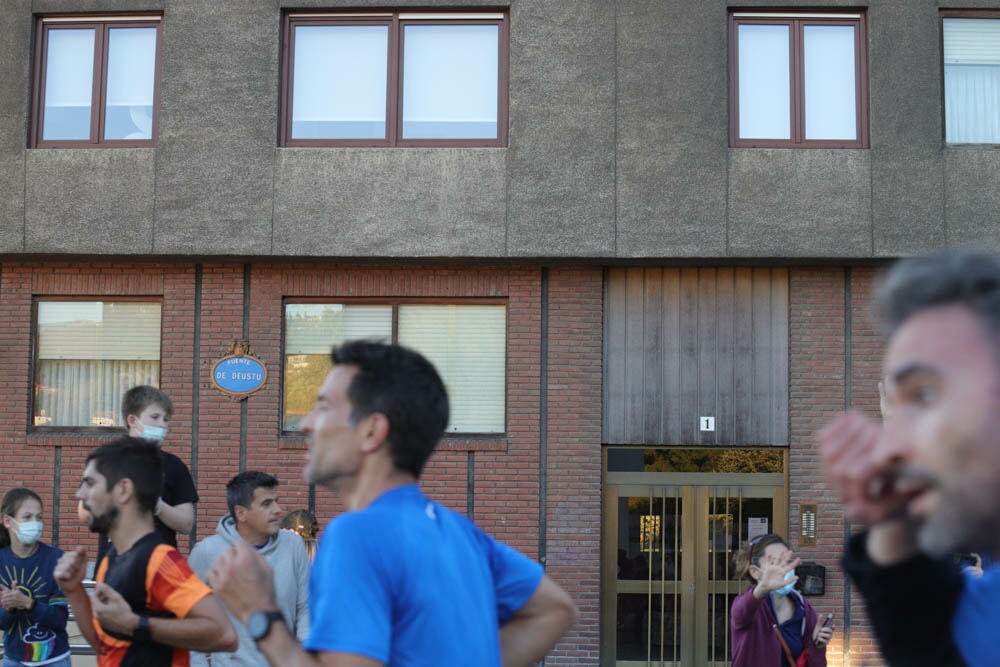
[485,535,544,625]
[0,606,13,631]
[303,515,392,663]
[952,568,1000,665]
[27,597,69,631]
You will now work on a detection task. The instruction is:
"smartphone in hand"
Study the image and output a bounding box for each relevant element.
[815,612,835,646]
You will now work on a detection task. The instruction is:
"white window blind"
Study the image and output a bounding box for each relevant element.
[285,304,392,353]
[37,302,161,360]
[944,18,1000,64]
[398,305,506,433]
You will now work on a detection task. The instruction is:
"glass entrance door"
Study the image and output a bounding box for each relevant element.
[602,448,786,667]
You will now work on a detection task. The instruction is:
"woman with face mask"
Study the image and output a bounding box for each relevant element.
[0,488,71,667]
[730,534,833,667]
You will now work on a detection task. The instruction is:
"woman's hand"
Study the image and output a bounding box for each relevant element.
[813,622,834,647]
[753,549,800,598]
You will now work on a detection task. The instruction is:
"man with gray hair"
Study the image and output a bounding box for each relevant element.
[820,249,1000,667]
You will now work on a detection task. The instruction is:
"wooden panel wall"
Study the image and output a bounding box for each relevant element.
[603,267,788,445]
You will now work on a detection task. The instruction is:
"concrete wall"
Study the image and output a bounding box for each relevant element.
[1,0,999,258]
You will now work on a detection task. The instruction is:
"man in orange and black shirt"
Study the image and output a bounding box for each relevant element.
[55,437,236,667]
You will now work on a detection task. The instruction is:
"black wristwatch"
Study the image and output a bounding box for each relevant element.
[132,615,151,643]
[247,610,286,644]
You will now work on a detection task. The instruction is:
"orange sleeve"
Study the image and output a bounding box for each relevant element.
[144,545,212,619]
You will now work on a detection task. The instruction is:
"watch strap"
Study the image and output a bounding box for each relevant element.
[133,615,151,643]
[249,610,286,644]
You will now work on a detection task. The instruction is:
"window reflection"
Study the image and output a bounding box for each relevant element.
[608,447,784,473]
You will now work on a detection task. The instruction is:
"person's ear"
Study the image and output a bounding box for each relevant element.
[125,414,140,434]
[115,478,135,505]
[748,564,762,581]
[234,505,248,523]
[360,413,391,454]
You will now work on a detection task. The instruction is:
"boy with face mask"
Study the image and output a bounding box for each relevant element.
[0,487,71,667]
[96,386,198,564]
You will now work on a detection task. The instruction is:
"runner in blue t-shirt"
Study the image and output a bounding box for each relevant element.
[208,340,577,667]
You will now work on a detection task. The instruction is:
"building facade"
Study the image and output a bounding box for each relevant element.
[2,1,999,666]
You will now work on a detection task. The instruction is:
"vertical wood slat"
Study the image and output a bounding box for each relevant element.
[678,267,699,443]
[603,267,789,445]
[661,269,682,444]
[733,268,754,444]
[716,268,735,446]
[771,270,790,445]
[697,269,717,446]
[625,268,647,443]
[642,269,663,443]
[751,267,772,444]
[602,273,627,442]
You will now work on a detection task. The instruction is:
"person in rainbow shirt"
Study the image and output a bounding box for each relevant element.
[0,487,70,667]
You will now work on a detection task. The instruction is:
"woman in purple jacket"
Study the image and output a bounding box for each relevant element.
[730,534,833,667]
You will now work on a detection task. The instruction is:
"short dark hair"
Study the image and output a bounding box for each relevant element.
[226,471,279,519]
[86,437,163,514]
[0,487,42,549]
[121,385,174,422]
[331,340,449,477]
[876,250,1000,358]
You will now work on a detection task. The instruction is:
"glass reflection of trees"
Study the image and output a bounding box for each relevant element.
[641,448,783,473]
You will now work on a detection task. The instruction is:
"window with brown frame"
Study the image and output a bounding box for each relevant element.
[729,11,869,148]
[280,11,509,147]
[283,302,507,433]
[31,15,162,148]
[942,10,1000,145]
[33,300,162,429]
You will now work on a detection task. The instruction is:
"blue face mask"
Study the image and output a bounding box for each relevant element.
[136,419,167,444]
[772,569,796,597]
[13,519,43,545]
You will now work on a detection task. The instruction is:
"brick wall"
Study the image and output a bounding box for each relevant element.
[2,258,890,665]
[789,266,887,667]
[543,267,604,666]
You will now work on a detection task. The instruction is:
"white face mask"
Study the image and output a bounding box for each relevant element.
[13,519,43,545]
[135,419,167,444]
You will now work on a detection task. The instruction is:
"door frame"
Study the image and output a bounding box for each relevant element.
[601,453,788,667]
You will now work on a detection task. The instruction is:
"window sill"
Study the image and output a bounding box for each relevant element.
[279,434,508,452]
[944,143,1000,150]
[28,431,119,448]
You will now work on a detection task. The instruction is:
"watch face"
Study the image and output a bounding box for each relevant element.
[249,611,283,642]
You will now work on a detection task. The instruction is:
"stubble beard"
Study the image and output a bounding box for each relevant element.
[87,505,119,536]
[917,489,995,557]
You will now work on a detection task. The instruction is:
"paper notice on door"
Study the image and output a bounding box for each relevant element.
[748,517,769,541]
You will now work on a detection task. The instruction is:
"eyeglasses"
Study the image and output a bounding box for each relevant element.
[749,534,771,547]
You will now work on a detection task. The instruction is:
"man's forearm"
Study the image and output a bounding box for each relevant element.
[256,621,324,667]
[499,576,577,667]
[148,614,235,652]
[500,614,573,667]
[157,501,195,534]
[65,588,101,651]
